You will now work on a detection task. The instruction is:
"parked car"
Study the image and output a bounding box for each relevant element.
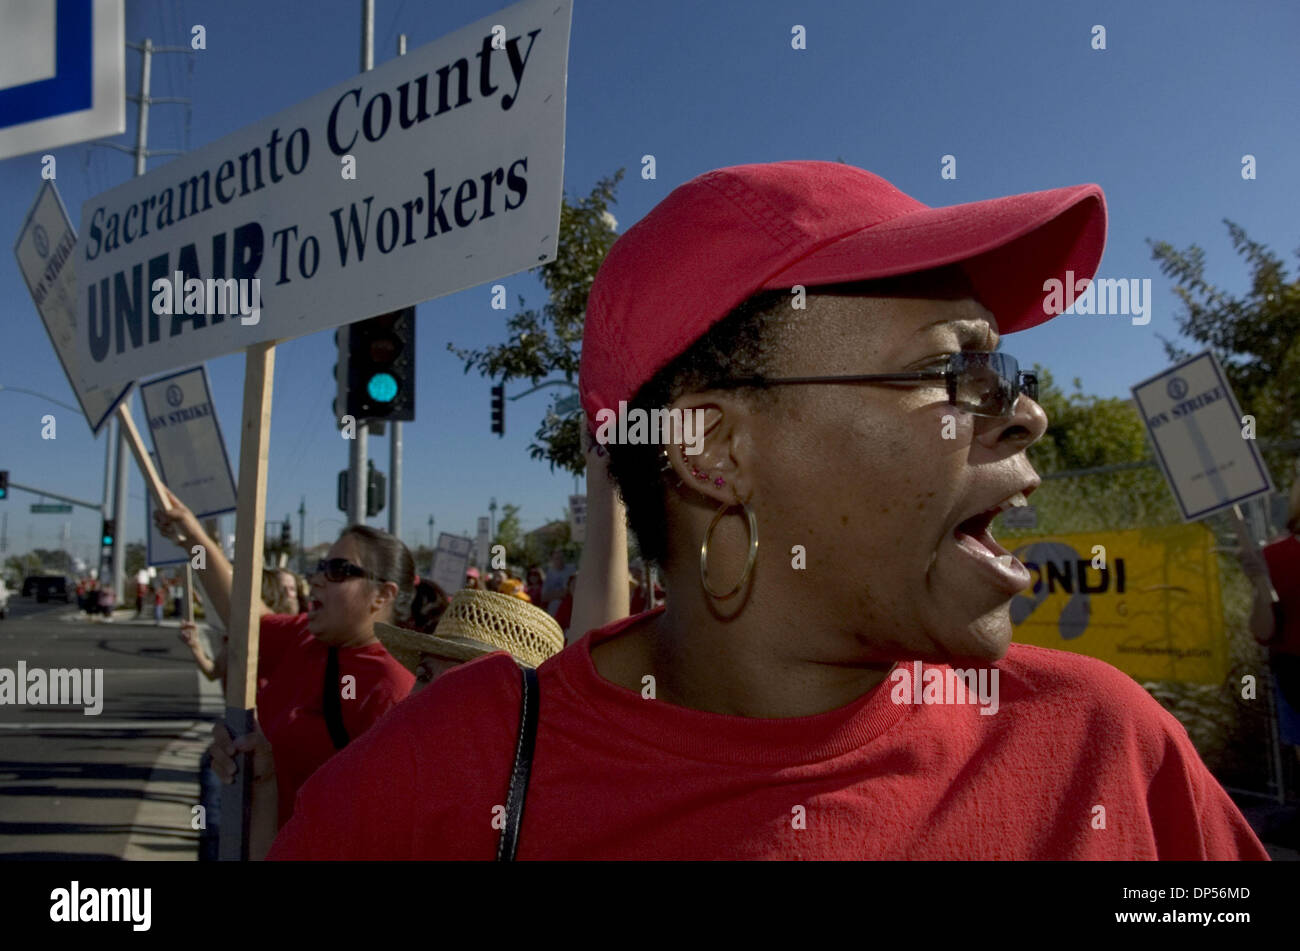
[21,574,73,603]
[0,578,9,619]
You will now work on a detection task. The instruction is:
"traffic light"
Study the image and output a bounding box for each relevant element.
[338,307,416,422]
[490,383,505,436]
[101,518,116,547]
[332,328,348,421]
[0,470,7,500]
[366,461,386,518]
[339,467,386,517]
[280,519,292,548]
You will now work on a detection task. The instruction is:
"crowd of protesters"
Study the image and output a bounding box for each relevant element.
[147,160,1293,861]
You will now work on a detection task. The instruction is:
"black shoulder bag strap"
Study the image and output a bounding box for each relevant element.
[323,646,350,750]
[496,663,540,861]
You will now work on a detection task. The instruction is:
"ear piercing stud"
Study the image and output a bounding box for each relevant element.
[688,460,724,487]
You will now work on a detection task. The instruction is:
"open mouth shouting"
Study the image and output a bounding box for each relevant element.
[946,483,1038,596]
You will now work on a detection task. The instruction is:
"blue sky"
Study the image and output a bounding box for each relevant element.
[1,0,1297,563]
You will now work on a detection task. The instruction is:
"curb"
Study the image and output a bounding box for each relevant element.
[121,721,208,861]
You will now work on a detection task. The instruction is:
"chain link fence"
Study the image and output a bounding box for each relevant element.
[1001,443,1299,804]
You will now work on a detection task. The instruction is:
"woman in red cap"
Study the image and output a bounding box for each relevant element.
[268,161,1267,860]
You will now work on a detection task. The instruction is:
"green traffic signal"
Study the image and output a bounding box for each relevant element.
[366,372,398,403]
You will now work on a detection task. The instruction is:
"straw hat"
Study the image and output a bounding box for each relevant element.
[375,588,565,671]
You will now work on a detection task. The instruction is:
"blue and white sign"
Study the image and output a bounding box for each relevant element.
[14,180,131,434]
[0,0,125,161]
[1131,351,1274,521]
[430,532,474,596]
[139,365,238,518]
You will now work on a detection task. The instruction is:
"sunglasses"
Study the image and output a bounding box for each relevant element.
[712,351,1037,419]
[312,558,376,583]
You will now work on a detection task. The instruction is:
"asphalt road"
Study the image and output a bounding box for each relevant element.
[0,598,220,860]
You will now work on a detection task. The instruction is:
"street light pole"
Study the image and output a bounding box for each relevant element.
[298,496,307,575]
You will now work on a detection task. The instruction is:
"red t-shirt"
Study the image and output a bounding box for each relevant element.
[256,613,414,827]
[1262,535,1300,655]
[268,610,1267,860]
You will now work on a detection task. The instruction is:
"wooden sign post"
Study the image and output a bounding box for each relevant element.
[112,341,277,859]
[111,399,200,631]
[218,341,276,861]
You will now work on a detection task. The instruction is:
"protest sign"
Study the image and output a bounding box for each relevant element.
[14,181,131,434]
[75,0,572,389]
[0,0,125,160]
[431,532,474,595]
[1131,351,1273,521]
[1008,524,1227,684]
[139,366,237,518]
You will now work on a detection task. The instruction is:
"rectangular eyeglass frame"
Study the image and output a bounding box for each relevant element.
[707,351,1038,419]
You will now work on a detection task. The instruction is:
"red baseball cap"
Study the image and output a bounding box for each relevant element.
[579,160,1106,421]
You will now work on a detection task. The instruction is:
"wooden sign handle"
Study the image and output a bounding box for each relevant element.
[114,401,170,511]
[1231,503,1279,603]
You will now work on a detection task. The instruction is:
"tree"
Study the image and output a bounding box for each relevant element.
[5,554,39,582]
[1028,367,1152,474]
[124,542,146,578]
[449,170,625,475]
[1012,367,1177,535]
[1148,221,1300,480]
[492,504,524,565]
[27,548,74,572]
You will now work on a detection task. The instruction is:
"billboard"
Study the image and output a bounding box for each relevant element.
[1008,524,1228,684]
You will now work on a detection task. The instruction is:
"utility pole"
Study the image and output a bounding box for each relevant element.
[427,514,434,550]
[388,33,407,540]
[92,37,189,601]
[389,414,402,537]
[346,0,376,529]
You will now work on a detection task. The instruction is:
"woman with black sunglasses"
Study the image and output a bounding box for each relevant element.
[154,489,414,855]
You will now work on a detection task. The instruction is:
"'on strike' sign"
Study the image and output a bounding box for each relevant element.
[1130,351,1273,521]
[75,0,571,390]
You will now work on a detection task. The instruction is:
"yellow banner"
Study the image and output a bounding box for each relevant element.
[1006,524,1227,684]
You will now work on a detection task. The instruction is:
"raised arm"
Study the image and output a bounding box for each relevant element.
[153,487,269,631]
[568,423,630,642]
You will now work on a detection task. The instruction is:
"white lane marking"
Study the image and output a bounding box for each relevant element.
[0,720,213,730]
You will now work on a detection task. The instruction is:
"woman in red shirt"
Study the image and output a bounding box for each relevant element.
[154,491,414,853]
[1242,475,1300,767]
[268,162,1267,860]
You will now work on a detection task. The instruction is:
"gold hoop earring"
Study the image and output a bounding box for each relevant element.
[699,500,758,600]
